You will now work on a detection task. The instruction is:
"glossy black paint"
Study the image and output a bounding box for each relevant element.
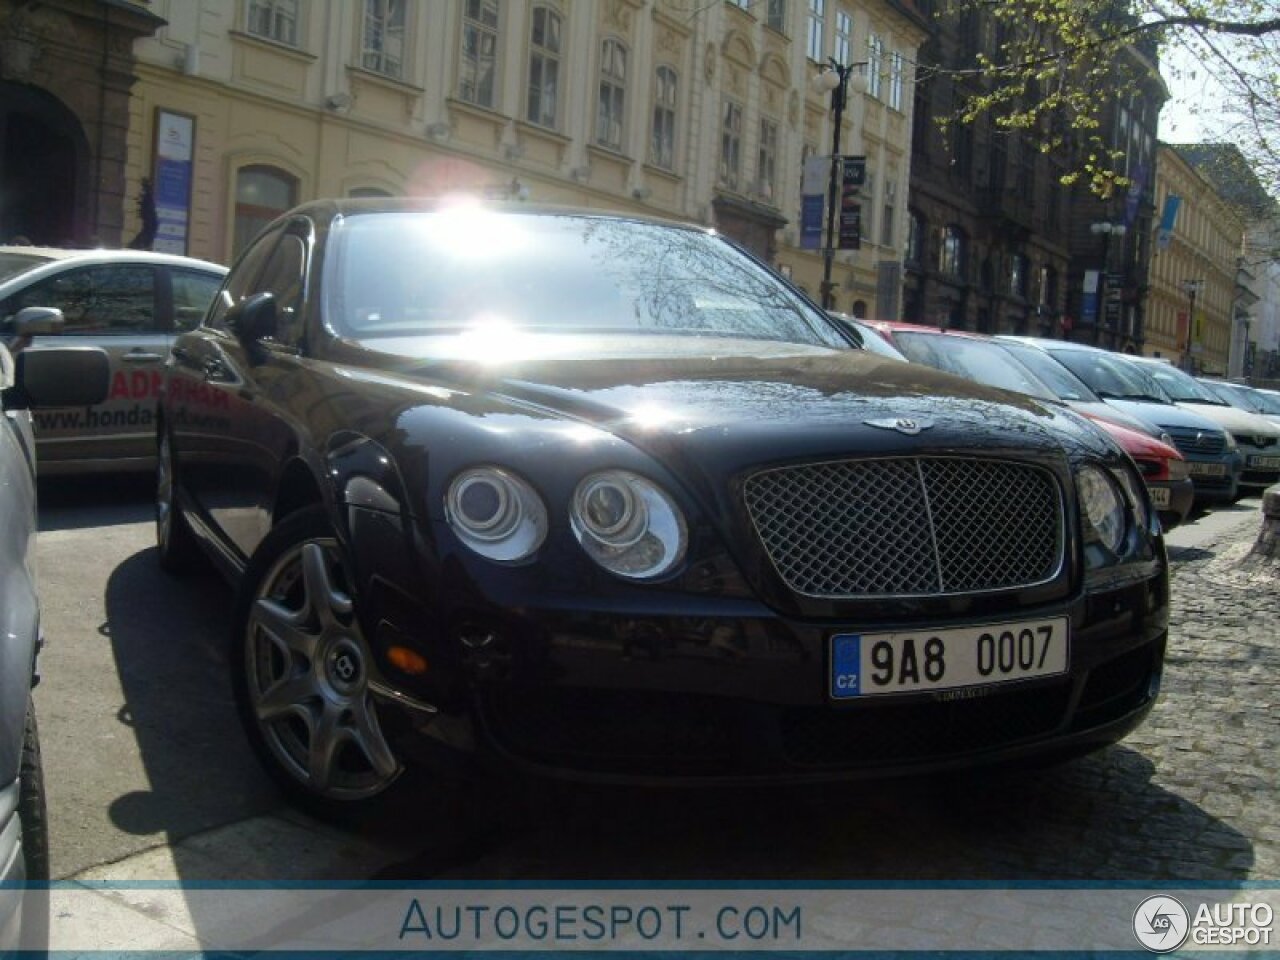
[162,200,1170,782]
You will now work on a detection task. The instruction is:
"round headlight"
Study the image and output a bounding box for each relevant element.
[571,470,687,580]
[445,467,547,562]
[1077,465,1126,554]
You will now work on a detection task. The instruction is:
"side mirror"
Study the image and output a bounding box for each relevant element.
[13,306,64,337]
[10,346,111,409]
[226,292,278,343]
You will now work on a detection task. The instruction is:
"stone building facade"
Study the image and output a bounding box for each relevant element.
[117,0,924,318]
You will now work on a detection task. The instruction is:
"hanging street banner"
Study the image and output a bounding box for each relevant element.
[838,156,866,250]
[799,156,828,250]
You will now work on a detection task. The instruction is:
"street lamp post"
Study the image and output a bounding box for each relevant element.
[1181,279,1204,372]
[1089,221,1126,347]
[814,59,867,311]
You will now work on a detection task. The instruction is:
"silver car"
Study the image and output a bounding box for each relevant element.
[0,247,226,475]
[0,336,109,951]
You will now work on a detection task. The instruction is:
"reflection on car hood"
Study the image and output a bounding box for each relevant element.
[1170,401,1280,437]
[353,333,1107,462]
[1097,397,1230,435]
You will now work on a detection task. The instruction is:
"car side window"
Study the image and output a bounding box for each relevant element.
[206,227,283,331]
[171,269,223,332]
[2,265,157,335]
[254,234,307,348]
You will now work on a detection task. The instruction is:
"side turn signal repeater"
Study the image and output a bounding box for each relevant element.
[387,645,429,676]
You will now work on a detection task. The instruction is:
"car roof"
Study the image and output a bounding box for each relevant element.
[0,245,226,272]
[876,321,990,341]
[996,335,1107,354]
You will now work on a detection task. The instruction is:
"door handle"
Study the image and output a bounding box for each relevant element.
[122,352,165,363]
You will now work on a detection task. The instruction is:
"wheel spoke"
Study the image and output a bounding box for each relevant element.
[300,543,353,629]
[307,702,345,790]
[255,673,320,723]
[349,694,399,779]
[252,597,320,662]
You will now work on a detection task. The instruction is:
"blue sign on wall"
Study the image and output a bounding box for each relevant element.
[153,110,195,255]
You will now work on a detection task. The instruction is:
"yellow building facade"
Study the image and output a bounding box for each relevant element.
[1146,144,1245,375]
[122,0,923,317]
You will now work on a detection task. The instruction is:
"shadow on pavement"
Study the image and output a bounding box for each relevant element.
[38,474,156,531]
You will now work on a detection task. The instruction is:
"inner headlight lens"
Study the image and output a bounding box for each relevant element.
[1077,465,1126,554]
[571,470,687,580]
[446,467,547,562]
[1111,466,1148,533]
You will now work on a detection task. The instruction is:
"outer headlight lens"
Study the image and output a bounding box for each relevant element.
[1111,466,1148,533]
[445,467,547,562]
[1166,457,1189,482]
[1077,465,1126,554]
[571,470,687,580]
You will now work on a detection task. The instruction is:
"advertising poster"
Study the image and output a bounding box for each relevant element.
[153,109,195,255]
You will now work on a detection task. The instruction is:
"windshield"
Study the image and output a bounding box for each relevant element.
[1048,348,1170,403]
[1213,381,1280,414]
[894,332,1059,400]
[1134,362,1227,404]
[996,341,1100,402]
[324,210,847,348]
[0,252,53,284]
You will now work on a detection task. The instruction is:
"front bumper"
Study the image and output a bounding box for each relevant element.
[1148,477,1195,530]
[1238,446,1280,489]
[368,555,1170,783]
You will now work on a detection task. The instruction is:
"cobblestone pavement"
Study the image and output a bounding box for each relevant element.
[376,516,1279,885]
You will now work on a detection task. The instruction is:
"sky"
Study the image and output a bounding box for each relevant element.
[1157,43,1229,145]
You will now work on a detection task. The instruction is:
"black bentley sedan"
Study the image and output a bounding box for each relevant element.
[158,200,1169,809]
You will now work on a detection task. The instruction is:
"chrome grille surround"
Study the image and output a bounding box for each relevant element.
[743,457,1065,598]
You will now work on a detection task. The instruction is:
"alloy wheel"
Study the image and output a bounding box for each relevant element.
[245,538,401,800]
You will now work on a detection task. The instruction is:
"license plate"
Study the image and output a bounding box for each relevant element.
[830,618,1068,699]
[1247,455,1280,469]
[1148,485,1171,508]
[1187,461,1227,477]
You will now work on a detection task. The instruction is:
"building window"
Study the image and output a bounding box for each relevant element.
[758,118,778,202]
[233,165,297,258]
[361,0,405,78]
[906,210,924,264]
[348,186,394,198]
[527,5,561,128]
[939,225,966,278]
[651,65,678,170]
[459,0,499,108]
[720,100,743,189]
[889,51,905,110]
[806,0,824,62]
[246,0,298,45]
[1010,253,1028,298]
[834,10,851,65]
[767,0,787,31]
[1039,265,1057,308]
[867,33,883,99]
[597,38,628,150]
[881,178,896,247]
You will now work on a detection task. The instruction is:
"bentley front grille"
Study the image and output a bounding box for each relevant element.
[743,457,1064,598]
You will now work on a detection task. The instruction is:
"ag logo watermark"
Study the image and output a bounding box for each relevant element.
[1132,895,1189,953]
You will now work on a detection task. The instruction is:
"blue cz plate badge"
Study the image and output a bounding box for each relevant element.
[829,617,1069,699]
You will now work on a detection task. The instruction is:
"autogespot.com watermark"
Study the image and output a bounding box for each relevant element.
[1134,894,1274,952]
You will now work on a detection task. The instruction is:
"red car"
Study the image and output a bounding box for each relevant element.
[863,322,1193,529]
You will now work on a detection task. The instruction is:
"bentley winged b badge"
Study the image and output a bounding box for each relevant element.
[864,417,935,436]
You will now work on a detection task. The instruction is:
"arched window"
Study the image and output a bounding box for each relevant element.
[233,165,297,257]
[460,0,500,107]
[651,65,678,170]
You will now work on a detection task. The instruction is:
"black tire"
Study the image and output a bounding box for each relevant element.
[229,507,416,821]
[19,697,49,882]
[156,427,201,574]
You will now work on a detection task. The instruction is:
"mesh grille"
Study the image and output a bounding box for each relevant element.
[1165,427,1225,456]
[743,457,1063,597]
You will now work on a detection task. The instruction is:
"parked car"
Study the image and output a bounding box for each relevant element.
[1124,357,1280,493]
[0,335,110,951]
[826,313,908,361]
[0,246,227,475]
[159,201,1169,810]
[999,337,1242,503]
[1200,378,1280,428]
[866,323,1192,529]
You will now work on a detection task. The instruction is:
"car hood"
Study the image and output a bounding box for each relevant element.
[1098,397,1228,434]
[1171,401,1280,437]
[350,333,1108,468]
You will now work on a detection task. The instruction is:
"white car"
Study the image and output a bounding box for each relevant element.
[0,247,227,475]
[1126,357,1280,492]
